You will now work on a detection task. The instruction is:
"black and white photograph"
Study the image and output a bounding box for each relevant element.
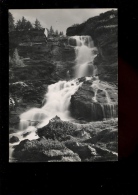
[9,8,118,162]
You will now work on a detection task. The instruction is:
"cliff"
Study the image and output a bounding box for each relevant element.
[9,28,47,48]
[66,10,118,83]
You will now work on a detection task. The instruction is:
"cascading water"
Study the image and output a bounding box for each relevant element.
[9,79,83,160]
[19,80,82,130]
[68,36,98,78]
[91,80,118,119]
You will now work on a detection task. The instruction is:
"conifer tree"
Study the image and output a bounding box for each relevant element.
[9,11,15,32]
[34,19,42,30]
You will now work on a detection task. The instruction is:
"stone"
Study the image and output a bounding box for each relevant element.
[37,116,77,141]
[70,78,118,121]
[22,131,31,137]
[9,136,19,143]
[13,138,80,162]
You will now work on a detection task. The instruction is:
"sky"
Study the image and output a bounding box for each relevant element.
[9,9,117,34]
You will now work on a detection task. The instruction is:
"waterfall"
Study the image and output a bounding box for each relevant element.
[68,36,98,78]
[19,79,82,130]
[9,35,117,161]
[9,80,83,160]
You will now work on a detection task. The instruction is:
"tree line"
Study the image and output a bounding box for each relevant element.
[9,11,64,36]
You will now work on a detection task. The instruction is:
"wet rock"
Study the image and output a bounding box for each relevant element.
[22,131,31,137]
[71,93,104,121]
[68,37,77,46]
[9,136,19,143]
[70,78,118,121]
[78,77,86,83]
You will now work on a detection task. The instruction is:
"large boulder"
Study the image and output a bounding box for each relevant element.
[70,78,118,121]
[37,116,77,141]
[9,136,19,143]
[13,138,81,162]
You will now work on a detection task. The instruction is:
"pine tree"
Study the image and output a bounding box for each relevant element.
[15,19,22,30]
[21,17,27,29]
[49,26,54,35]
[34,19,42,30]
[15,17,33,30]
[9,11,15,32]
[59,31,64,36]
[25,21,33,30]
[55,30,59,36]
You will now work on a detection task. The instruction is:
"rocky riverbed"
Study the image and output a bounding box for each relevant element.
[10,116,118,162]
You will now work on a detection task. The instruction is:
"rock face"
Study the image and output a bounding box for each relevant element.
[70,77,118,121]
[9,80,49,128]
[9,28,47,48]
[66,10,118,83]
[9,30,76,83]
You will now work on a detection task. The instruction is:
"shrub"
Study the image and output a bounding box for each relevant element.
[12,48,25,67]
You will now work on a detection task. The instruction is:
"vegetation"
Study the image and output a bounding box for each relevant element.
[9,11,43,31]
[9,48,25,67]
[71,23,79,27]
[16,17,33,30]
[34,19,42,30]
[48,26,64,37]
[9,11,64,38]
[9,11,15,32]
